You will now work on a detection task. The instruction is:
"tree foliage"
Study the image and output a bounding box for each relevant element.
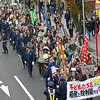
[66,0,93,26]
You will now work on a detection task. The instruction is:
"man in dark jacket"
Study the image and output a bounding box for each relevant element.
[43,81,60,100]
[82,68,93,81]
[64,10,70,28]
[43,62,52,88]
[25,46,35,77]
[82,68,93,100]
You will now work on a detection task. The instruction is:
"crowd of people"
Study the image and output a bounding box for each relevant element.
[0,0,100,100]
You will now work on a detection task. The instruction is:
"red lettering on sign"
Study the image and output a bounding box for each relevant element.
[82,84,86,89]
[78,84,81,90]
[90,82,93,87]
[86,83,89,88]
[70,84,74,90]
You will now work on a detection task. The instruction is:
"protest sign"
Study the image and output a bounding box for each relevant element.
[67,76,100,100]
[51,66,57,77]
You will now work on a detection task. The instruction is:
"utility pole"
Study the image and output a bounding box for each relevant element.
[82,0,85,35]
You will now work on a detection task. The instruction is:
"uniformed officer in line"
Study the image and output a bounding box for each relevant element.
[43,81,60,100]
[19,42,26,68]
[16,33,25,53]
[43,62,52,88]
[25,46,35,77]
[15,29,20,53]
[8,27,13,45]
[12,28,19,50]
[0,30,8,54]
[58,76,67,100]
[53,68,62,88]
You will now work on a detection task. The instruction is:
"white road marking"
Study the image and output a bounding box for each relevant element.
[14,76,35,100]
[0,81,3,84]
[0,85,10,97]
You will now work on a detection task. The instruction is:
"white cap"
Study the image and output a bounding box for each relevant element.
[71,68,76,71]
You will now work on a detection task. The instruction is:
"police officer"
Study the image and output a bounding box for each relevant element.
[19,42,26,68]
[43,81,60,100]
[58,76,67,100]
[53,68,62,88]
[43,62,52,88]
[17,33,25,53]
[25,46,35,77]
[0,30,8,54]
[12,28,19,50]
[9,27,14,45]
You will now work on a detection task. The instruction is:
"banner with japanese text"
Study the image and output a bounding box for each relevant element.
[67,76,100,100]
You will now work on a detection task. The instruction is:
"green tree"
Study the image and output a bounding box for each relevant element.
[66,0,93,35]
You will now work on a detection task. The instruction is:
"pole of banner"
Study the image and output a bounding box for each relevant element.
[94,0,99,67]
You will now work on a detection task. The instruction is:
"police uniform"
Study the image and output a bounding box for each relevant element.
[53,69,61,88]
[43,64,52,88]
[12,31,17,50]
[43,81,60,100]
[19,43,26,68]
[0,30,8,54]
[16,34,25,53]
[25,47,35,77]
[58,76,67,100]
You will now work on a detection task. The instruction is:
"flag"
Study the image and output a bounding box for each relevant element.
[41,9,49,29]
[80,30,89,63]
[57,40,67,76]
[56,49,61,64]
[30,10,35,25]
[56,40,61,64]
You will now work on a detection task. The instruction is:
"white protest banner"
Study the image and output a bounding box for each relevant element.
[67,76,100,100]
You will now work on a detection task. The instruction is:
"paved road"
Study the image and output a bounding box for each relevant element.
[0,42,45,100]
[88,34,100,63]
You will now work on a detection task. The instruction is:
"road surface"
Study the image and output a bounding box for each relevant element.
[0,42,45,100]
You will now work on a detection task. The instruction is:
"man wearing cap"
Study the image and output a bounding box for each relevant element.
[48,57,60,68]
[43,81,60,100]
[58,76,67,100]
[12,28,18,50]
[68,67,79,81]
[19,42,26,68]
[43,62,52,88]
[25,46,35,77]
[53,68,62,88]
[0,30,8,54]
